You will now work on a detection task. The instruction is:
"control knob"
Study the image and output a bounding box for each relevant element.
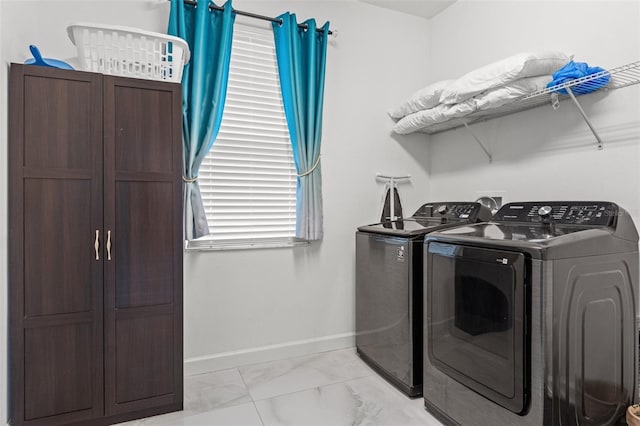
[538,205,555,232]
[437,205,448,224]
[538,205,553,218]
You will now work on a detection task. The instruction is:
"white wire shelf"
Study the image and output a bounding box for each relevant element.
[420,60,640,137]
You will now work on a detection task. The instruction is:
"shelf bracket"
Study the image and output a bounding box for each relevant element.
[564,87,604,150]
[463,122,492,163]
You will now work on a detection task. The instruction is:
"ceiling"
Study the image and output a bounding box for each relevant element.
[358,0,457,20]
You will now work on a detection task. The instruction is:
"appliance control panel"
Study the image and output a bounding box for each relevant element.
[494,201,618,226]
[413,202,488,221]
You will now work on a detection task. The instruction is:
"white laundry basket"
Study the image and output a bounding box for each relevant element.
[67,23,190,83]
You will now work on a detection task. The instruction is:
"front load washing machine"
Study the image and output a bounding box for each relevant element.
[355,202,491,397]
[423,201,639,426]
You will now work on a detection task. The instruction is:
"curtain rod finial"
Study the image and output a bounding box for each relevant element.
[330,29,338,38]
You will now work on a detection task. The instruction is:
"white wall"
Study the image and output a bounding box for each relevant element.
[182,0,433,374]
[426,1,640,221]
[0,3,4,424]
[0,0,433,422]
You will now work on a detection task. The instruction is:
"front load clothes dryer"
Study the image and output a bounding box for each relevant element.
[423,201,639,426]
[355,202,491,397]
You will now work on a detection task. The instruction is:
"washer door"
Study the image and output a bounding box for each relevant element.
[426,242,529,414]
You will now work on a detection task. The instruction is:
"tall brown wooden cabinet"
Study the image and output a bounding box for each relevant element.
[8,64,183,426]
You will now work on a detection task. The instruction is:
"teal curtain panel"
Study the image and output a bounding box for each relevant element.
[272,13,330,241]
[169,0,236,240]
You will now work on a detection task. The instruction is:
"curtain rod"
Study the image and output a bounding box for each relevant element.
[182,0,334,36]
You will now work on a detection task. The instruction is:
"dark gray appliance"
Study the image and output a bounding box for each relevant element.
[356,202,492,397]
[423,201,639,426]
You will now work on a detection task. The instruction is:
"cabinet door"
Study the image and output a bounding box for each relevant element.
[9,65,104,425]
[103,76,183,416]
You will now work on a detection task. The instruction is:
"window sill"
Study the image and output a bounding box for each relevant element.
[184,237,310,252]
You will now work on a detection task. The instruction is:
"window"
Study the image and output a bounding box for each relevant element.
[194,22,299,248]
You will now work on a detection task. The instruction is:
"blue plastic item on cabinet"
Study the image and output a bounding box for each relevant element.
[24,45,74,70]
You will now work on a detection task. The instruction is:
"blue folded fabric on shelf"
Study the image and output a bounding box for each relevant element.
[546,60,610,95]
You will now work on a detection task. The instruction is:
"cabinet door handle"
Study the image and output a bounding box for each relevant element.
[107,230,112,261]
[94,230,100,260]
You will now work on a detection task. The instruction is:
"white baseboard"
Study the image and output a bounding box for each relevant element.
[184,332,355,376]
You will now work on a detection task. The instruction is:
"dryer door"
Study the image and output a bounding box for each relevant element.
[426,242,529,414]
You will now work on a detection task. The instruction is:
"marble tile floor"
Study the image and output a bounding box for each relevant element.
[117,348,443,426]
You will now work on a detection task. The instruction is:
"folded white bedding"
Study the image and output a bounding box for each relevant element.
[393,100,476,135]
[439,51,568,105]
[388,79,455,119]
[474,75,551,111]
[392,75,552,135]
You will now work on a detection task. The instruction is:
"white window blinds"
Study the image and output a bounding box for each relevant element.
[197,23,297,242]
